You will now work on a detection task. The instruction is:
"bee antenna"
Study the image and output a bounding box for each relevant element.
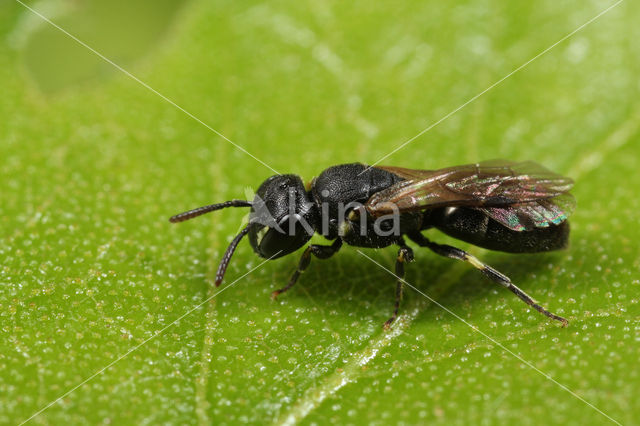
[169,200,252,223]
[215,224,251,286]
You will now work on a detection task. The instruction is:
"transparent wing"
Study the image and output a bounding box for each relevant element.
[480,193,576,231]
[367,160,574,230]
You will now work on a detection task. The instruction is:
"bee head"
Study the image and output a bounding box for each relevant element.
[248,174,317,259]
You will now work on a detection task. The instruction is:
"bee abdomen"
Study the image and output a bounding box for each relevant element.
[429,207,569,253]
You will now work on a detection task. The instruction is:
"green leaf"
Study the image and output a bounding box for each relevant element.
[1,0,638,424]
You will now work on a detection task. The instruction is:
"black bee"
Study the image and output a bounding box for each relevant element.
[170,160,574,328]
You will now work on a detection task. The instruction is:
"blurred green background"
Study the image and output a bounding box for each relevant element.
[1,0,639,424]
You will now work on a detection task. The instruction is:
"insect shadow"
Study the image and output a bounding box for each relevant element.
[263,244,564,326]
[216,241,565,328]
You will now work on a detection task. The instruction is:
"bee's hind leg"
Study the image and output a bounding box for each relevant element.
[407,232,568,327]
